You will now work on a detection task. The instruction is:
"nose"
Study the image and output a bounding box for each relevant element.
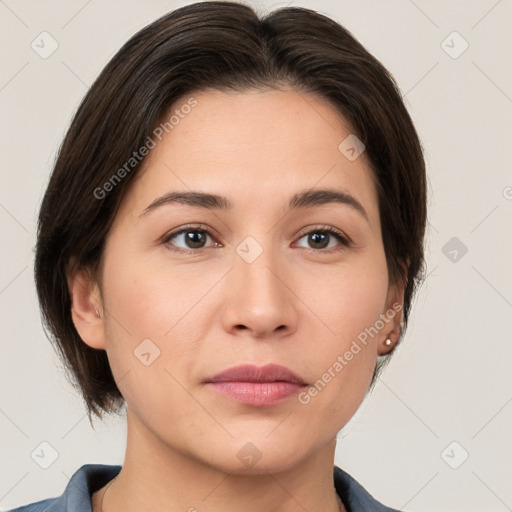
[220,236,299,340]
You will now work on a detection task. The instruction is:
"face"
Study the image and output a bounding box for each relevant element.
[72,88,403,474]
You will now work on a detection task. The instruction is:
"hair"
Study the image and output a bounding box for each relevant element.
[34,0,427,422]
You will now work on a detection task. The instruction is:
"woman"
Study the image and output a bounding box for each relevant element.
[11,1,426,510]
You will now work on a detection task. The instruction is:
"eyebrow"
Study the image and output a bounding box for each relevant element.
[139,188,369,221]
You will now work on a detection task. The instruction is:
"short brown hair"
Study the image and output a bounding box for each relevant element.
[34,1,427,422]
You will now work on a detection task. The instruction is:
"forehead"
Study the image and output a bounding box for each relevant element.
[117,88,380,227]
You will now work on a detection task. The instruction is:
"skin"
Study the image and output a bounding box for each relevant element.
[69,88,404,512]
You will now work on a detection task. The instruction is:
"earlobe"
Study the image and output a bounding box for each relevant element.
[68,266,107,350]
[378,267,407,356]
[377,310,402,356]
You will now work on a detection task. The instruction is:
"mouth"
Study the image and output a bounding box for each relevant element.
[204,364,307,407]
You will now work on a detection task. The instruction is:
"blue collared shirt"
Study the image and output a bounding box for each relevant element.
[7,464,403,511]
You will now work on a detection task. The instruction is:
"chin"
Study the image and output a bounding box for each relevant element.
[216,454,306,476]
[199,434,314,476]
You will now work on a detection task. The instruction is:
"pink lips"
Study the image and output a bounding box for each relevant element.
[204,364,306,407]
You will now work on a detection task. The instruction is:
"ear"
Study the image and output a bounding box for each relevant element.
[377,260,408,356]
[67,262,107,350]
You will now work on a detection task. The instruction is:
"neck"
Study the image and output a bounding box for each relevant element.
[94,408,346,512]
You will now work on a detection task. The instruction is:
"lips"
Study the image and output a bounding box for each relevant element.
[204,364,307,407]
[204,363,306,385]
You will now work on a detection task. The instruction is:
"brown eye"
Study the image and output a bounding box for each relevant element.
[163,225,219,253]
[294,227,350,252]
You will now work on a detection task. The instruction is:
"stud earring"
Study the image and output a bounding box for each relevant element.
[384,338,392,346]
[94,307,100,317]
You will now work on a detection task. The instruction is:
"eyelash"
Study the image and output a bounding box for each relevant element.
[162,224,351,255]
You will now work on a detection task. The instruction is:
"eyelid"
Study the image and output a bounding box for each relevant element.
[294,224,351,246]
[161,224,221,251]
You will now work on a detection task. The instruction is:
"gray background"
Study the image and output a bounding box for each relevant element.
[1,0,511,510]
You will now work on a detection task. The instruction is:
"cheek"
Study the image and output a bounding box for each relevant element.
[99,250,219,397]
[100,263,203,429]
[102,249,207,341]
[303,251,389,348]
[296,255,389,416]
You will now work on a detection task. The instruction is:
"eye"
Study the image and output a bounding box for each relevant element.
[294,226,350,253]
[162,224,219,254]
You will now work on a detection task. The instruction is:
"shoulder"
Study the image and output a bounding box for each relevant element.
[334,465,407,512]
[6,464,122,512]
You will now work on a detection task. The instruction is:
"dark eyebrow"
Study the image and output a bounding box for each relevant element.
[139,188,369,221]
[139,191,231,217]
[289,189,368,221]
